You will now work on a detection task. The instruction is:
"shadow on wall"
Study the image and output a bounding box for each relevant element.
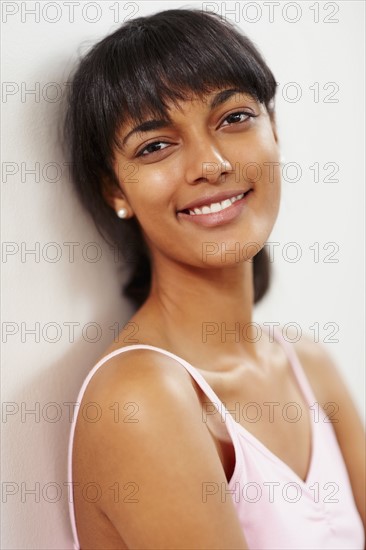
[3,58,135,547]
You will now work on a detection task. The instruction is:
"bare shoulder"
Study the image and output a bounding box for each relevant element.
[288,328,364,427]
[80,346,198,408]
[283,326,354,405]
[72,347,248,548]
[73,346,203,461]
[296,335,337,400]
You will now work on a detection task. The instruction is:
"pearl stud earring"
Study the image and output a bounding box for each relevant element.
[117,207,128,219]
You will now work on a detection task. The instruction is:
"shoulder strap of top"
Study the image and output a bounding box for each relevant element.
[67,343,244,549]
[271,326,317,407]
[70,343,237,425]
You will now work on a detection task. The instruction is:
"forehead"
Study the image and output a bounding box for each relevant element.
[125,87,258,126]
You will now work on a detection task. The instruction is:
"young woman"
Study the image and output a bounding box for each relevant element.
[65,8,365,549]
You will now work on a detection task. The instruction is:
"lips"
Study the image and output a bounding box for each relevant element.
[177,190,252,227]
[177,189,252,214]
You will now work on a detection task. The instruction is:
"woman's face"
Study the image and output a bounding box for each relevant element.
[112,88,281,268]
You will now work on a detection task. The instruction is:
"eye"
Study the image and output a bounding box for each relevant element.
[220,111,257,127]
[135,141,171,158]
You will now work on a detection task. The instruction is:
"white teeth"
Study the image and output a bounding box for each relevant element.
[210,202,222,213]
[187,193,245,216]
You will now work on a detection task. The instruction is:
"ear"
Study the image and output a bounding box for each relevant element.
[102,177,133,218]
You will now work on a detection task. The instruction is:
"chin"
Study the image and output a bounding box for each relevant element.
[198,236,266,267]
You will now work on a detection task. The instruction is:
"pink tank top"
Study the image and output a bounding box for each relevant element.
[67,326,364,549]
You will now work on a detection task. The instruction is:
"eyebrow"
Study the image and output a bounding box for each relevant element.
[121,88,245,148]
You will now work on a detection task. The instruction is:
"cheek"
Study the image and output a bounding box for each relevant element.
[228,130,281,238]
[127,167,173,214]
[124,166,179,248]
[231,130,281,194]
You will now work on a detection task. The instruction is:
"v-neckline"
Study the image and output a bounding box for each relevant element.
[193,332,316,488]
[216,333,316,488]
[231,410,315,488]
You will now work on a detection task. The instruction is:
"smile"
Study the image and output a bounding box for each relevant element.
[177,189,253,228]
[183,192,246,215]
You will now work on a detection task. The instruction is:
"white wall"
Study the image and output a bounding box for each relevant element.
[2,1,364,547]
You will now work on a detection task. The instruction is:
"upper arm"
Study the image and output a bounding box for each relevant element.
[293,334,366,530]
[75,350,248,550]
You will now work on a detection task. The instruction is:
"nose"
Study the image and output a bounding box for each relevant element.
[184,133,233,185]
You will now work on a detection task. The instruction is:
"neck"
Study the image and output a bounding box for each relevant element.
[142,252,264,372]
